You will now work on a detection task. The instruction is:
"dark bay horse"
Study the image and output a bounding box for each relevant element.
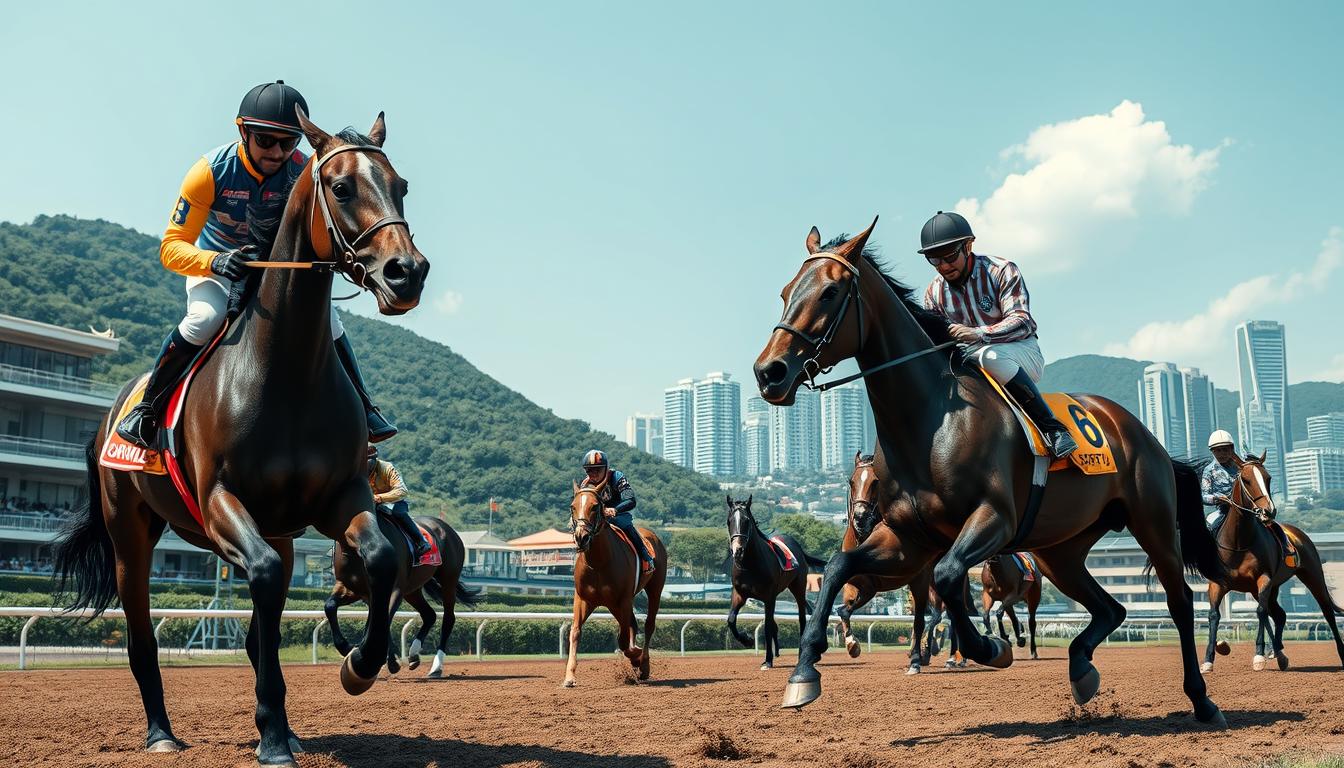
[836,451,972,674]
[54,111,429,766]
[325,515,478,677]
[980,554,1041,659]
[754,218,1227,724]
[1202,453,1344,674]
[725,495,824,670]
[564,482,667,687]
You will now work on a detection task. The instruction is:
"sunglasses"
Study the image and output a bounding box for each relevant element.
[249,131,301,152]
[924,242,966,266]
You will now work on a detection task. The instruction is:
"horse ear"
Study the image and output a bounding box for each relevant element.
[806,226,822,255]
[747,494,753,508]
[368,111,386,147]
[1259,449,1267,464]
[854,450,862,467]
[833,215,879,261]
[572,480,579,494]
[726,494,733,508]
[296,105,333,156]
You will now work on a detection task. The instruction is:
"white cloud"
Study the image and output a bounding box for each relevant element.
[955,100,1224,273]
[1311,352,1344,383]
[434,289,464,315]
[1105,227,1343,364]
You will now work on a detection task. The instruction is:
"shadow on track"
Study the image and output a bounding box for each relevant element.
[305,733,672,768]
[891,709,1305,747]
[642,677,727,688]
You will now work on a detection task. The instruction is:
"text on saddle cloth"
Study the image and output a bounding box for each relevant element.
[98,374,165,475]
[766,535,800,572]
[974,368,1117,476]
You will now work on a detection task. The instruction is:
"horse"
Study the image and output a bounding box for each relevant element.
[725,495,824,670]
[53,110,429,766]
[835,451,973,674]
[753,218,1227,725]
[1201,453,1344,674]
[324,514,479,678]
[980,554,1041,660]
[564,481,667,687]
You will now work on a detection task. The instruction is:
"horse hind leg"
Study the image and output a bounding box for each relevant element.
[1005,603,1025,647]
[403,590,436,671]
[323,587,358,658]
[1291,557,1344,667]
[1266,587,1289,671]
[639,571,662,681]
[1031,536,1127,709]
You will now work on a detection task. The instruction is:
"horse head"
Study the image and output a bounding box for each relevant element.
[754,218,878,405]
[570,480,606,552]
[848,451,880,542]
[1233,451,1276,522]
[296,108,429,315]
[726,494,756,566]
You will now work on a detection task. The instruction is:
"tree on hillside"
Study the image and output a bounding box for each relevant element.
[668,527,727,586]
[772,514,842,560]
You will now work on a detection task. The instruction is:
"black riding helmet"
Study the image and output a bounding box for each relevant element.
[918,211,974,254]
[236,80,308,136]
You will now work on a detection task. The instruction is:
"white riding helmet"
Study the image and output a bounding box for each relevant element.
[1207,429,1234,449]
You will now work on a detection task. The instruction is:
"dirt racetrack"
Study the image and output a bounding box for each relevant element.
[3,643,1344,768]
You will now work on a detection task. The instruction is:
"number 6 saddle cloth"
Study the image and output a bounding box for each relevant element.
[977,369,1117,476]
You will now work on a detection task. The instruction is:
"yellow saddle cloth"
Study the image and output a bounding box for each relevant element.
[978,370,1118,476]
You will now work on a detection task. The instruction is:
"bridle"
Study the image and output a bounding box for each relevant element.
[569,485,609,549]
[245,144,411,295]
[728,503,756,557]
[1217,460,1276,553]
[773,252,956,393]
[848,459,879,539]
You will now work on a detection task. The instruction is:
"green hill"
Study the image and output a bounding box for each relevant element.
[0,215,723,538]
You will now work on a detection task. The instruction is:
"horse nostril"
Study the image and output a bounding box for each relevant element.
[382,256,410,285]
[760,360,788,387]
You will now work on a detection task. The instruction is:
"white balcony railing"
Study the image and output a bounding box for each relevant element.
[0,363,120,400]
[0,435,86,462]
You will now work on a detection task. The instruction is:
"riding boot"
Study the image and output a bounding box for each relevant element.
[333,333,398,443]
[114,329,202,449]
[387,501,432,560]
[1004,369,1077,459]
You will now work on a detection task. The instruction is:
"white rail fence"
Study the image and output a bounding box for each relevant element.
[3,606,1334,671]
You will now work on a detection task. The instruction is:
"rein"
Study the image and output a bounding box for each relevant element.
[243,144,410,300]
[1216,470,1273,554]
[773,252,956,392]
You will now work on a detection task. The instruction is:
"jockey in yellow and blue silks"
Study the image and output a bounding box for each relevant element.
[580,450,656,574]
[115,81,397,449]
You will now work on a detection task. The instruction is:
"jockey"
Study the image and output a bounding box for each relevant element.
[367,446,432,560]
[1201,429,1239,533]
[580,450,656,574]
[919,211,1078,459]
[114,80,397,450]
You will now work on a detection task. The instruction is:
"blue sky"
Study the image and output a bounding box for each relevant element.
[3,2,1341,439]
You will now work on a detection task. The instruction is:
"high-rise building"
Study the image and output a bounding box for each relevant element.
[770,388,820,473]
[662,379,694,469]
[821,382,871,470]
[1138,363,1188,458]
[1179,367,1217,459]
[742,411,771,478]
[1284,447,1344,503]
[624,412,663,456]
[1239,399,1285,501]
[692,372,741,477]
[1306,413,1344,449]
[745,395,770,417]
[1236,320,1290,484]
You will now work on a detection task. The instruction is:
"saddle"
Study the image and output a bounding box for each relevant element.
[766,535,800,572]
[976,369,1117,475]
[98,322,231,527]
[377,510,442,568]
[1266,521,1299,569]
[610,525,648,593]
[1011,552,1038,582]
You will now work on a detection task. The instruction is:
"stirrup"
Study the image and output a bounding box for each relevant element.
[115,404,159,450]
[1047,429,1078,459]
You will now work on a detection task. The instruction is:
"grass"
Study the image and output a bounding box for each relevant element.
[1257,755,1344,768]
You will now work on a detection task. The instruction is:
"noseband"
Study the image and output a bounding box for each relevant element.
[570,487,608,544]
[728,505,756,551]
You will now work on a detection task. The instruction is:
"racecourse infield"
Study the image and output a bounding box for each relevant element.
[2,643,1343,767]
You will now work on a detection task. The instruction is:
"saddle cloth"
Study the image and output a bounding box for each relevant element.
[97,322,231,527]
[766,535,800,571]
[1269,521,1299,569]
[976,370,1118,476]
[394,521,441,568]
[610,525,651,593]
[1011,552,1038,582]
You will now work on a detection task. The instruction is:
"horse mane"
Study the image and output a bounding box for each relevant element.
[823,235,954,345]
[856,454,875,466]
[335,128,378,147]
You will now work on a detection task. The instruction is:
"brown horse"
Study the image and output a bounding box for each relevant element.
[54,111,429,765]
[754,218,1227,724]
[324,515,478,677]
[980,554,1041,659]
[725,495,823,670]
[835,451,973,674]
[564,482,667,687]
[1202,453,1344,673]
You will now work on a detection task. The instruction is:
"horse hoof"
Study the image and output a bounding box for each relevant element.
[1031,652,1039,660]
[1276,652,1290,671]
[944,660,956,669]
[409,638,422,658]
[561,679,577,688]
[1252,654,1266,672]
[1017,637,1026,648]
[905,664,921,676]
[387,658,401,675]
[407,657,420,670]
[845,639,861,659]
[1201,706,1229,730]
[1215,640,1231,656]
[147,739,184,753]
[984,637,1014,669]
[340,653,378,696]
[781,678,821,709]
[1200,661,1213,675]
[1070,665,1101,706]
[255,736,304,758]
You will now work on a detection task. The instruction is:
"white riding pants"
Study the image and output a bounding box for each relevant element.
[179,275,345,345]
[967,336,1045,386]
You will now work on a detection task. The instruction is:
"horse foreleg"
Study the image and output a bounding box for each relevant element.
[249,539,302,757]
[932,508,1015,669]
[330,508,399,697]
[727,589,752,648]
[563,598,598,687]
[1266,585,1289,670]
[206,490,295,766]
[402,591,436,671]
[761,598,778,670]
[1005,603,1024,647]
[385,594,405,675]
[839,578,874,659]
[1253,575,1274,670]
[1027,596,1039,660]
[1203,582,1225,672]
[981,589,994,636]
[908,582,928,673]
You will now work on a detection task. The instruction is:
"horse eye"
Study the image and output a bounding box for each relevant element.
[821,286,838,302]
[332,181,353,200]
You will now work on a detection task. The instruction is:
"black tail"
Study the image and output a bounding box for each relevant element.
[805,554,828,572]
[422,577,480,609]
[1172,459,1228,584]
[52,439,118,618]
